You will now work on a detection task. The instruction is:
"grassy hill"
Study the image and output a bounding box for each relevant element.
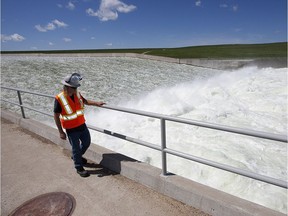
[1,42,287,59]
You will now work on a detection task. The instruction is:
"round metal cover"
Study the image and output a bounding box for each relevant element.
[9,192,75,216]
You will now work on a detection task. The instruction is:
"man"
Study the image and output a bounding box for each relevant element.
[54,73,105,177]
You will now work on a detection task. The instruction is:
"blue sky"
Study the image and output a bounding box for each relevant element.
[1,0,287,51]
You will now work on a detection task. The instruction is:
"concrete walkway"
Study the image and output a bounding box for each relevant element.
[1,119,209,216]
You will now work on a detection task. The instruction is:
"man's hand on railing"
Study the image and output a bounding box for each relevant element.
[84,99,106,107]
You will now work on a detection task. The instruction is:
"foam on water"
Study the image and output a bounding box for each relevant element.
[87,66,287,213]
[1,56,287,213]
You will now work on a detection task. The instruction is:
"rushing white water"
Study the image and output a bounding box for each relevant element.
[1,56,287,213]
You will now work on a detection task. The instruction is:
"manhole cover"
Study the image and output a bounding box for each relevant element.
[9,192,75,216]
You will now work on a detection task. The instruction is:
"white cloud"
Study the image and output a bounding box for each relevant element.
[66,2,75,10]
[105,43,113,46]
[195,0,201,7]
[86,0,136,21]
[46,22,57,31]
[1,33,25,42]
[49,42,54,46]
[35,20,68,32]
[232,5,238,11]
[219,3,239,12]
[233,28,242,32]
[63,38,72,42]
[35,25,49,32]
[220,4,228,8]
[53,19,68,28]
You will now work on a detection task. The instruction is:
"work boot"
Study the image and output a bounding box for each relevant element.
[76,167,90,177]
[82,157,88,165]
[71,156,88,165]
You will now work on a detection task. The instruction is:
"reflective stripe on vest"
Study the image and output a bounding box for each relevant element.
[58,92,73,114]
[61,109,84,121]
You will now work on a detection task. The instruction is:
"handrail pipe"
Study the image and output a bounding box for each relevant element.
[1,86,287,189]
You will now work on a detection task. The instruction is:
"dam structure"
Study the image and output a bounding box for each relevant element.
[1,54,287,215]
[3,52,287,70]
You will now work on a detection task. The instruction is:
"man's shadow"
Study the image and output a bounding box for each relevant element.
[85,153,137,177]
[64,149,137,177]
[84,162,117,177]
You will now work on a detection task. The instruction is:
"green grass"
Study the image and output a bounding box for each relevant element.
[1,42,287,59]
[146,42,287,58]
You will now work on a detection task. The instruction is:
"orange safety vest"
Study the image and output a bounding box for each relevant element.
[55,91,85,129]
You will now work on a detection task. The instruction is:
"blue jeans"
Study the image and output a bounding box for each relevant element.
[67,126,91,169]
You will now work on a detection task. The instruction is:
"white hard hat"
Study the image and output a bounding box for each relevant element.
[61,73,82,88]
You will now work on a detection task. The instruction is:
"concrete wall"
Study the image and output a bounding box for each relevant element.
[1,110,285,216]
[179,58,253,70]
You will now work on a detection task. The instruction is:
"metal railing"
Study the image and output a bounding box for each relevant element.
[1,86,287,189]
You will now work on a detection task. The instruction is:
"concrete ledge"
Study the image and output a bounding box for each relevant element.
[179,58,253,70]
[179,57,287,70]
[1,110,285,216]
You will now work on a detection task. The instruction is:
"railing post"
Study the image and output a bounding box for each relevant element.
[17,90,26,118]
[161,118,167,175]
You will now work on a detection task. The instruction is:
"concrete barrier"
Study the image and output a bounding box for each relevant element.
[180,58,287,70]
[1,109,285,216]
[246,57,287,68]
[179,58,253,70]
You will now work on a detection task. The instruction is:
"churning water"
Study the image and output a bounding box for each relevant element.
[1,55,287,213]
